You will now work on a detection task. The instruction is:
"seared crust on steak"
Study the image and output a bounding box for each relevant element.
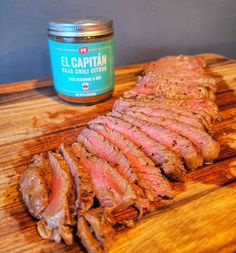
[82,208,115,252]
[59,144,95,211]
[77,217,104,253]
[124,56,217,101]
[137,73,217,93]
[37,152,75,245]
[124,81,214,100]
[19,153,52,218]
[145,55,207,71]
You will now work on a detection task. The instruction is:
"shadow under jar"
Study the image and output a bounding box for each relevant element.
[48,17,115,105]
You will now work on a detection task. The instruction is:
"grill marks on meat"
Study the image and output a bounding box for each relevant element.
[37,152,75,245]
[110,112,204,170]
[89,123,173,200]
[89,115,186,181]
[72,142,137,213]
[19,153,52,218]
[59,144,95,211]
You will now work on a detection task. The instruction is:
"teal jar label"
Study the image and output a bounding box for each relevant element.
[48,39,114,97]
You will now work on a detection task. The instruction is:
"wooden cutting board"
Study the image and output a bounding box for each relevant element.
[0,53,235,253]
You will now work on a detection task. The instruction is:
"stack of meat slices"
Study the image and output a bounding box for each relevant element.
[20,55,220,253]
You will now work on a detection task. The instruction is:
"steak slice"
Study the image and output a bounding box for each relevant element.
[89,123,173,200]
[37,152,75,245]
[137,73,217,92]
[77,129,149,213]
[77,216,104,253]
[114,103,204,130]
[136,94,218,122]
[125,111,220,162]
[136,73,216,97]
[123,83,214,99]
[113,97,210,130]
[145,55,207,71]
[89,116,186,181]
[72,142,137,213]
[19,153,52,218]
[124,83,213,100]
[78,128,138,183]
[82,208,115,252]
[110,112,203,170]
[59,144,95,211]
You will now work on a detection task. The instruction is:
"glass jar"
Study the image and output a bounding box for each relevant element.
[48,17,114,105]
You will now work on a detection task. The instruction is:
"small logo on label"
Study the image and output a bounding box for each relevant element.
[82,82,89,90]
[79,47,88,54]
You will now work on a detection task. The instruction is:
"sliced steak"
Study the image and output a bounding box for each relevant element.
[113,97,210,130]
[37,152,75,245]
[72,142,137,213]
[125,111,220,162]
[89,123,173,200]
[78,128,137,183]
[59,144,95,211]
[19,153,52,218]
[124,83,213,100]
[136,94,218,122]
[77,216,104,253]
[89,116,186,181]
[137,73,216,97]
[115,104,204,130]
[137,73,217,92]
[77,128,149,213]
[142,70,207,82]
[82,208,115,252]
[144,55,206,74]
[110,112,203,170]
[123,77,214,100]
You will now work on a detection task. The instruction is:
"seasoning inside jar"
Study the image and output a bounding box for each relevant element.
[48,17,115,105]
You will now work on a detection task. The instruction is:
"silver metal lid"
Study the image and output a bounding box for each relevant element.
[48,17,113,37]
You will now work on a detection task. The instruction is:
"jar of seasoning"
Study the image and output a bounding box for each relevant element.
[48,17,114,104]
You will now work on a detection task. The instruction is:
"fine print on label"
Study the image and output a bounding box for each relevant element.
[48,39,114,97]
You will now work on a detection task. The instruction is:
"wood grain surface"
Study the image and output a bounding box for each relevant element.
[0,53,235,253]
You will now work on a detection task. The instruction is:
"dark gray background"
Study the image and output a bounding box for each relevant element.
[1,0,236,84]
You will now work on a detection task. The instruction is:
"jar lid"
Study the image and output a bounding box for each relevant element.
[48,17,113,37]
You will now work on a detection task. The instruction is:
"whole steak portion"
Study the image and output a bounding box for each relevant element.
[20,55,220,253]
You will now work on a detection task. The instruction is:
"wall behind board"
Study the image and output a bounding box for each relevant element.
[0,0,236,83]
